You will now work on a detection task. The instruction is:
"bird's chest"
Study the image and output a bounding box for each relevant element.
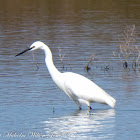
[52,75,65,91]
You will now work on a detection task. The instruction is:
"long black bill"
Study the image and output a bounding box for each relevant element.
[15,46,34,57]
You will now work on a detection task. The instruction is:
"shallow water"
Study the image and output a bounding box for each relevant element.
[0,0,140,139]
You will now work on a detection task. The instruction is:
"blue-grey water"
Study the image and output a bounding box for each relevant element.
[0,0,140,139]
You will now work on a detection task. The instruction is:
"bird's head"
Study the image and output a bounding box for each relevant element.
[15,41,45,57]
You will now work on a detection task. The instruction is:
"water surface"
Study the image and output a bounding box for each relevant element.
[0,0,140,139]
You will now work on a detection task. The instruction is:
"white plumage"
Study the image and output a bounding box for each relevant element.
[16,41,116,109]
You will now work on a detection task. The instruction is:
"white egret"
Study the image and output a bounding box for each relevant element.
[16,41,116,109]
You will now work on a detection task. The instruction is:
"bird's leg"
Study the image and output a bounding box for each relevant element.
[88,106,92,110]
[76,101,81,110]
[79,107,82,110]
[88,106,91,116]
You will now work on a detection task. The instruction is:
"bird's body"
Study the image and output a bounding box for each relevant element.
[53,72,115,109]
[16,41,116,109]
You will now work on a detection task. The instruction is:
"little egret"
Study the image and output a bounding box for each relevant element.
[16,41,116,109]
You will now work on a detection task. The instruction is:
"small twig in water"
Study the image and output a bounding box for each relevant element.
[58,46,65,69]
[117,24,140,70]
[53,106,55,113]
[32,52,39,71]
[85,54,95,72]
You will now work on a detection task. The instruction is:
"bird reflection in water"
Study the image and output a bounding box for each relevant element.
[42,109,115,139]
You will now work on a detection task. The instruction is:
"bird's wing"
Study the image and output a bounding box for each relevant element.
[62,72,116,108]
[63,72,116,107]
[63,72,106,102]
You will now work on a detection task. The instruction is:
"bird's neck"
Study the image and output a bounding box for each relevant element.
[45,51,61,79]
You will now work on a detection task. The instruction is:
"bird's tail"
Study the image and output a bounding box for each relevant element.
[106,96,116,108]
